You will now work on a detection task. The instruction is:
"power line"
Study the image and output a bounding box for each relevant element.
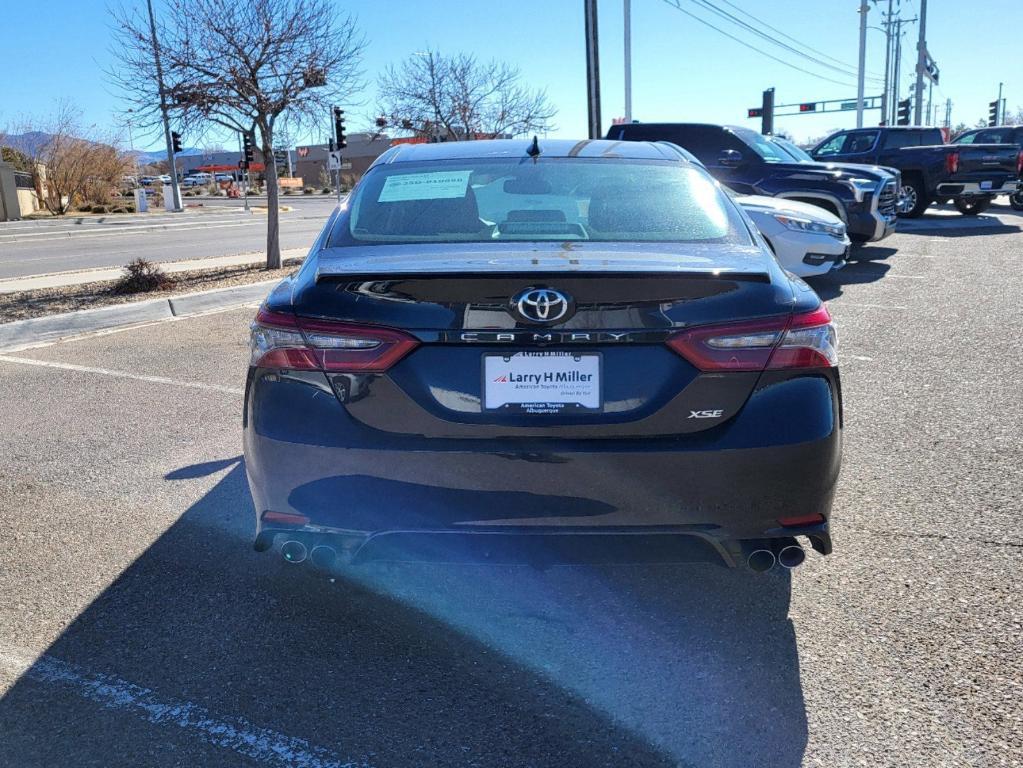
[688,0,885,85]
[660,0,859,88]
[714,0,885,79]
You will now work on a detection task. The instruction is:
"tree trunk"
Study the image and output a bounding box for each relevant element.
[261,131,282,270]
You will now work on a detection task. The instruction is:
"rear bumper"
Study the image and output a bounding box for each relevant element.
[935,180,1016,197]
[243,369,842,566]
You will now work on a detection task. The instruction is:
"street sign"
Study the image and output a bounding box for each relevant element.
[327,150,343,171]
[840,101,858,110]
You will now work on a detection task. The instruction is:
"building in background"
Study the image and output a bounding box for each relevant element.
[293,132,391,188]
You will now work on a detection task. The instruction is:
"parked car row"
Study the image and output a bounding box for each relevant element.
[605,120,1022,276]
[811,125,1023,217]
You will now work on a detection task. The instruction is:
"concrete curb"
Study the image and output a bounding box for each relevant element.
[0,280,276,352]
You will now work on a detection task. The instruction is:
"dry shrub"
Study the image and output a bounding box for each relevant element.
[113,258,175,294]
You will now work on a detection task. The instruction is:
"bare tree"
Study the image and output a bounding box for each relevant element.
[377,50,556,141]
[109,0,364,269]
[19,103,131,215]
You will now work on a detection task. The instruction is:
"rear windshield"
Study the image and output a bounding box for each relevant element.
[329,158,750,246]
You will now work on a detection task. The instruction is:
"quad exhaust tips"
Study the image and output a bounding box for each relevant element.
[281,540,308,564]
[778,544,806,569]
[746,549,776,572]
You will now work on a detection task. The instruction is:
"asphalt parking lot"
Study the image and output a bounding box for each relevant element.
[1,206,1021,767]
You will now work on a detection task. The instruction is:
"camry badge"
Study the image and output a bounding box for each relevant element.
[511,287,574,325]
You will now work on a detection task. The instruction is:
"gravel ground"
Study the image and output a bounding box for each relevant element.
[0,209,1021,767]
[0,258,303,323]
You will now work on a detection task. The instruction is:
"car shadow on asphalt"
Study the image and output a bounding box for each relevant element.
[807,258,892,300]
[0,458,808,768]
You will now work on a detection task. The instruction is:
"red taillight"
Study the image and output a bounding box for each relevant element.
[1016,150,1023,176]
[250,308,418,373]
[945,150,960,175]
[666,305,837,372]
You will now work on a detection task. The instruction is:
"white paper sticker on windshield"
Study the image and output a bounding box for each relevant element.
[378,171,471,202]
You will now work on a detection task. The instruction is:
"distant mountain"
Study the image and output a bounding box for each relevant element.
[1,131,202,162]
[133,147,204,164]
[1,131,53,155]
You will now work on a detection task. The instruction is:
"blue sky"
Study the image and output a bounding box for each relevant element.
[1,0,1018,150]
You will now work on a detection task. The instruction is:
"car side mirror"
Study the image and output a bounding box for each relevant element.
[718,149,744,169]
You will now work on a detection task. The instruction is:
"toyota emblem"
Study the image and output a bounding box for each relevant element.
[510,287,574,325]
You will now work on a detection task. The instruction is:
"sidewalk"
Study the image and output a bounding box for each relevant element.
[0,248,307,294]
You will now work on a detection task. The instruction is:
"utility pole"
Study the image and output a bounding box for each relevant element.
[926,80,933,125]
[623,0,632,123]
[944,98,951,129]
[584,0,601,139]
[881,0,894,124]
[856,1,868,128]
[145,0,181,213]
[912,0,928,125]
[892,19,903,115]
[997,82,1004,124]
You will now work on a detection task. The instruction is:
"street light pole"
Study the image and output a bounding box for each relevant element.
[856,0,868,128]
[623,0,632,123]
[584,0,602,140]
[145,0,182,213]
[881,0,893,124]
[913,0,928,125]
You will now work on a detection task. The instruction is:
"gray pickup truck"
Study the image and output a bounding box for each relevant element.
[811,126,1022,217]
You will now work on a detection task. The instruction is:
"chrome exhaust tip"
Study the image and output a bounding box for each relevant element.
[310,544,336,569]
[747,549,776,572]
[778,544,806,569]
[281,540,308,564]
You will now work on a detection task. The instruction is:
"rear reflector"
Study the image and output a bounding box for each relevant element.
[667,304,837,371]
[261,510,310,526]
[250,308,418,373]
[778,513,826,527]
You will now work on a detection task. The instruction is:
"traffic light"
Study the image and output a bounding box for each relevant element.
[799,102,817,112]
[896,99,911,126]
[761,87,775,136]
[747,108,763,118]
[171,131,182,153]
[242,132,255,164]
[333,107,346,149]
[989,100,1000,126]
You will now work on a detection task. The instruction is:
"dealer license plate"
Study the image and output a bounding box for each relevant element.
[483,351,602,413]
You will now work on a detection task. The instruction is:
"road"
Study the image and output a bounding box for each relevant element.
[0,208,1021,767]
[0,196,337,280]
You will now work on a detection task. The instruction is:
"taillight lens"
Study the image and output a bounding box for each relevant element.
[667,305,837,371]
[1016,150,1023,176]
[249,308,418,372]
[946,151,960,175]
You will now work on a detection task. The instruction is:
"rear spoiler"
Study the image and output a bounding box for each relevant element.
[314,244,772,282]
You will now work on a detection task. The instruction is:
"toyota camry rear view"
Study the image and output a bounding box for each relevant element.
[243,138,842,572]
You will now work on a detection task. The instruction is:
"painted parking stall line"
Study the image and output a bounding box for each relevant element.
[0,648,365,768]
[0,355,244,395]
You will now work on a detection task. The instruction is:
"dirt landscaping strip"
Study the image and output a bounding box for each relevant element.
[0,259,302,324]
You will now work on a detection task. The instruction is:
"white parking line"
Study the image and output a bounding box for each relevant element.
[0,648,363,768]
[833,303,908,311]
[0,355,244,395]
